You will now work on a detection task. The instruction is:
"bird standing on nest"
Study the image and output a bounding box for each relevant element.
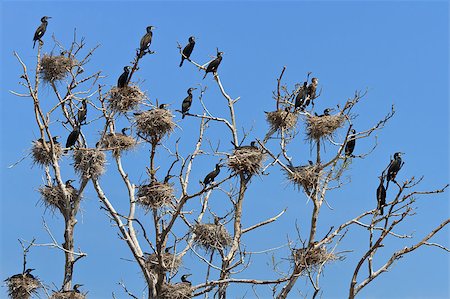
[139,26,155,58]
[203,164,221,186]
[117,66,131,88]
[376,174,386,215]
[77,99,88,124]
[295,81,308,110]
[386,152,404,190]
[231,140,258,150]
[345,129,356,158]
[180,36,196,67]
[181,87,197,119]
[8,268,36,280]
[180,274,192,286]
[203,51,223,79]
[65,126,80,153]
[33,16,51,48]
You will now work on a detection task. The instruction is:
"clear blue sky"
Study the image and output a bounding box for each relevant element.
[1,1,449,298]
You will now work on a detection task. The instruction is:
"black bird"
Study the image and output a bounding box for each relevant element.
[345,129,356,157]
[73,284,83,293]
[8,269,35,280]
[180,36,196,67]
[65,179,76,189]
[203,164,221,186]
[307,77,319,100]
[33,16,51,49]
[181,87,197,119]
[121,127,130,135]
[117,66,131,88]
[386,152,404,190]
[203,51,223,79]
[159,103,169,109]
[376,175,387,215]
[139,26,155,58]
[294,82,307,110]
[65,126,80,152]
[232,140,258,150]
[315,108,332,117]
[77,99,88,124]
[180,274,192,286]
[52,136,60,144]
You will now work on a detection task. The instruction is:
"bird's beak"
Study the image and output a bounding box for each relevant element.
[47,16,52,19]
[192,87,198,90]
[185,274,192,277]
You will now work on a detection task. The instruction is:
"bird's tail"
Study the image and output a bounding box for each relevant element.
[379,205,384,215]
[33,40,36,49]
[202,72,207,80]
[182,113,185,119]
[138,50,144,58]
[179,58,184,67]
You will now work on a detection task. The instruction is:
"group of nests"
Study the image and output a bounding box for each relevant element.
[5,272,40,299]
[39,182,80,212]
[73,149,106,180]
[286,163,323,193]
[31,138,63,166]
[40,54,77,83]
[292,244,337,273]
[192,223,232,251]
[136,181,175,210]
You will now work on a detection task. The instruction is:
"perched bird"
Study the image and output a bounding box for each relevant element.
[159,103,169,109]
[180,274,192,286]
[294,82,307,110]
[307,77,319,100]
[315,108,332,117]
[203,51,223,79]
[73,284,83,293]
[386,152,404,190]
[231,140,258,150]
[117,66,131,88]
[203,164,221,186]
[77,99,88,124]
[376,175,387,215]
[180,36,196,67]
[139,26,155,58]
[65,179,76,188]
[8,268,35,280]
[345,129,356,157]
[65,126,80,152]
[181,87,197,119]
[33,16,51,49]
[51,136,60,144]
[121,127,130,135]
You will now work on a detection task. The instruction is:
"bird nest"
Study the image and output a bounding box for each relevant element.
[31,139,63,166]
[144,252,181,274]
[5,275,40,299]
[266,110,298,131]
[228,147,265,175]
[39,184,80,212]
[306,114,345,140]
[101,133,136,157]
[40,54,77,82]
[73,149,106,180]
[192,223,232,251]
[286,165,322,192]
[137,182,174,210]
[107,86,145,114]
[292,245,337,272]
[135,109,175,140]
[50,292,86,299]
[159,283,193,299]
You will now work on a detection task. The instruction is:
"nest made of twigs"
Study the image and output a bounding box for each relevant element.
[31,139,63,166]
[135,109,175,140]
[50,292,86,299]
[144,252,182,274]
[39,184,79,212]
[266,110,298,131]
[5,275,40,299]
[137,182,174,210]
[101,133,136,157]
[40,54,77,82]
[306,114,345,140]
[192,223,232,251]
[73,149,106,180]
[286,165,322,192]
[159,283,193,299]
[293,245,337,272]
[228,147,265,175]
[107,86,145,113]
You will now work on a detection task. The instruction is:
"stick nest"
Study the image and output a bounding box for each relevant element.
[50,292,86,299]
[101,133,136,157]
[144,252,182,274]
[306,114,345,140]
[135,109,175,140]
[266,110,298,131]
[137,182,174,210]
[159,283,193,299]
[39,184,80,212]
[286,165,322,192]
[73,149,106,180]
[192,223,232,251]
[228,147,265,175]
[40,54,77,82]
[5,275,40,299]
[107,86,145,113]
[31,139,63,166]
[293,245,337,272]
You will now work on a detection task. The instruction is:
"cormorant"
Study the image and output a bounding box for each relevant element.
[203,51,223,79]
[52,136,60,144]
[77,99,88,124]
[294,82,307,110]
[180,36,196,67]
[8,268,35,280]
[180,274,192,286]
[386,152,403,190]
[33,16,51,49]
[65,179,75,188]
[73,284,83,293]
[65,126,80,152]
[181,87,197,119]
[307,77,319,100]
[117,66,131,88]
[121,127,130,135]
[139,26,155,58]
[376,175,386,215]
[345,129,356,157]
[315,108,332,117]
[232,140,258,150]
[159,103,169,109]
[203,164,221,186]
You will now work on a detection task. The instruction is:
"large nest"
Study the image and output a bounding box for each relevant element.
[31,139,63,166]
[192,223,232,251]
[136,182,174,210]
[228,147,265,175]
[266,110,298,131]
[40,54,76,82]
[135,109,175,141]
[107,86,144,113]
[159,283,192,299]
[144,252,181,274]
[306,114,345,140]
[101,133,136,157]
[50,292,86,299]
[286,165,322,192]
[293,245,337,272]
[5,274,40,299]
[39,184,80,212]
[73,149,106,180]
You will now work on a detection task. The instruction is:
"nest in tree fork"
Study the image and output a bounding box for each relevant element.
[286,165,322,192]
[39,184,80,212]
[266,110,298,131]
[159,282,193,299]
[135,109,175,140]
[306,114,345,140]
[192,223,232,251]
[5,274,40,299]
[293,245,337,272]
[40,54,77,82]
[31,139,63,166]
[144,252,181,274]
[50,292,86,299]
[101,133,136,157]
[73,149,106,180]
[228,147,265,175]
[137,182,174,210]
[107,86,145,113]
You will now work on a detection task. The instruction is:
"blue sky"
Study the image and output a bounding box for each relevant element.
[1,1,449,298]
